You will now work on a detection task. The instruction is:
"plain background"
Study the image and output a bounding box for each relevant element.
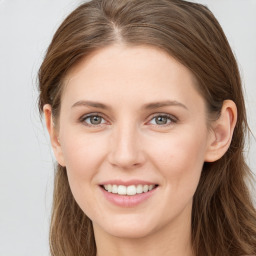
[0,1,255,255]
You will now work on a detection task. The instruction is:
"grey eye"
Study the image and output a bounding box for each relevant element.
[154,116,169,125]
[80,113,108,127]
[89,116,102,125]
[148,114,177,126]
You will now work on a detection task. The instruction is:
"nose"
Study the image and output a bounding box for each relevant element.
[108,122,145,169]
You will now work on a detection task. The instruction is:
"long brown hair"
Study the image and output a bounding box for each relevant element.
[38,0,256,255]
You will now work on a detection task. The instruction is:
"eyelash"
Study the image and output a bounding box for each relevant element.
[79,112,178,128]
[79,113,108,127]
[149,113,177,127]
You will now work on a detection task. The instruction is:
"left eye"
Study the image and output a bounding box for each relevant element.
[149,114,175,125]
[81,114,107,126]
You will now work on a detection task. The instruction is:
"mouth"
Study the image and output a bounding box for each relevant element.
[100,184,159,196]
[99,181,159,207]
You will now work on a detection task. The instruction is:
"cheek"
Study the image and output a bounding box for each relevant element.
[59,132,108,216]
[148,127,207,188]
[60,131,108,181]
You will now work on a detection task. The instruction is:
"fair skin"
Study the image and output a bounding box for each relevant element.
[44,44,237,256]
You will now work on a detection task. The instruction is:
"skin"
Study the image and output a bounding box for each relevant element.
[44,44,237,256]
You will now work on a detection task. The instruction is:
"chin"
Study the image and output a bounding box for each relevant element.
[106,225,154,239]
[94,214,159,239]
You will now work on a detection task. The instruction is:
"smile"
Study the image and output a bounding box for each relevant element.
[102,184,157,195]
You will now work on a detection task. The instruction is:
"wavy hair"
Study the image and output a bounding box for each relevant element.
[38,0,256,255]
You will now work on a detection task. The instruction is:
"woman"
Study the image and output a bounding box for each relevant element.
[38,0,256,255]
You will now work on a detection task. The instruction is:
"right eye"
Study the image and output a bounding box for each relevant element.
[80,113,107,127]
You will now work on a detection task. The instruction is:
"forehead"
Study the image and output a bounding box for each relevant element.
[61,44,204,112]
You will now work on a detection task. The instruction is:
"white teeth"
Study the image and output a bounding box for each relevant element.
[112,184,118,194]
[149,185,154,191]
[143,185,149,193]
[107,184,112,192]
[117,185,126,195]
[136,184,143,194]
[102,184,157,195]
[127,185,136,195]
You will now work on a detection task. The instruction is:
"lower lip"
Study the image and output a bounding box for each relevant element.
[100,186,158,207]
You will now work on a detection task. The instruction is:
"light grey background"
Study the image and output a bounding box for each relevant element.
[0,1,255,255]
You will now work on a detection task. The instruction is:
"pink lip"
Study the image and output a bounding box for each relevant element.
[99,185,158,207]
[100,179,157,186]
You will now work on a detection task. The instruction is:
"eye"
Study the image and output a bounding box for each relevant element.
[148,114,177,126]
[80,113,107,127]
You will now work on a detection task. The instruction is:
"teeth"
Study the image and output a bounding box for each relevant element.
[117,185,126,195]
[112,184,118,194]
[127,185,136,196]
[102,184,157,195]
[136,184,143,194]
[143,185,149,193]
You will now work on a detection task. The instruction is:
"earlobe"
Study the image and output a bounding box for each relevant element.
[43,104,66,166]
[204,100,237,162]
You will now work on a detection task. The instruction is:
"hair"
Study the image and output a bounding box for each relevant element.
[38,0,256,255]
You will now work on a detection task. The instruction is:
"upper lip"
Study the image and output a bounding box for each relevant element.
[100,179,158,186]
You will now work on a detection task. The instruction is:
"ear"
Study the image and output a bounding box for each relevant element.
[204,100,237,162]
[43,104,66,166]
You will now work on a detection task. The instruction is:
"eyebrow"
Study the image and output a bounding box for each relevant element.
[72,100,111,110]
[71,100,188,111]
[142,100,188,110]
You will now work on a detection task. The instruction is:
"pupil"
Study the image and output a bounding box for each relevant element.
[156,116,167,125]
[90,116,101,124]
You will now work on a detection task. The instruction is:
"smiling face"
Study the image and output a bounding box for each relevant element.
[49,44,213,240]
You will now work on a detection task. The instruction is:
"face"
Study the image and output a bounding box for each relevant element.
[52,44,213,239]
